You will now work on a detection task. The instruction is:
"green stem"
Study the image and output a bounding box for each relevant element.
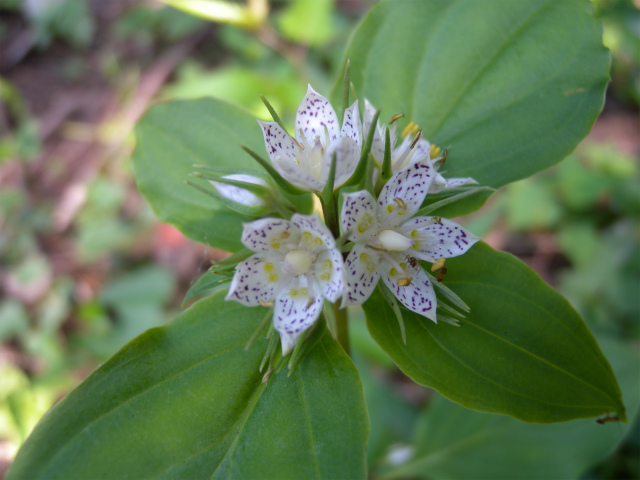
[334,302,350,356]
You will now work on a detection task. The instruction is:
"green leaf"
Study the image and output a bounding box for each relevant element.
[132,98,310,250]
[336,0,609,191]
[8,293,368,480]
[381,335,640,480]
[363,242,626,423]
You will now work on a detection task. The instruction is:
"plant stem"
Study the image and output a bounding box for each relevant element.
[334,302,350,356]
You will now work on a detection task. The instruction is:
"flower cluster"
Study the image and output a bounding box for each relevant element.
[202,86,481,358]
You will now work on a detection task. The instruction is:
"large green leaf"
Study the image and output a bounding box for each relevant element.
[363,242,625,423]
[336,0,609,190]
[132,99,310,251]
[382,336,640,479]
[8,293,368,479]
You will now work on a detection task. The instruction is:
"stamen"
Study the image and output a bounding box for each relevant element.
[259,300,274,307]
[397,277,412,287]
[401,121,419,139]
[431,258,446,272]
[389,113,404,124]
[429,144,441,158]
[291,136,305,150]
[394,197,408,210]
[410,130,423,149]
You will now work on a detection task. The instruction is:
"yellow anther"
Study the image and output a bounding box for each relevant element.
[431,258,446,272]
[401,121,420,139]
[386,204,395,213]
[271,242,280,248]
[306,298,315,308]
[434,216,442,225]
[429,144,441,158]
[259,300,274,307]
[397,277,413,287]
[389,267,398,277]
[280,231,290,239]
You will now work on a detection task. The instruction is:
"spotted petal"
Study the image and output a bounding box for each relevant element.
[311,248,345,303]
[341,243,381,308]
[326,137,361,188]
[273,277,324,355]
[241,217,298,254]
[378,160,434,220]
[225,253,286,306]
[291,213,335,250]
[340,100,362,146]
[258,120,298,166]
[380,255,436,321]
[340,190,377,243]
[295,85,339,145]
[402,216,479,260]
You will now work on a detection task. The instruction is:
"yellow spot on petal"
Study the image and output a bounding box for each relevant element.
[387,204,395,213]
[268,273,279,282]
[271,242,280,249]
[264,262,274,272]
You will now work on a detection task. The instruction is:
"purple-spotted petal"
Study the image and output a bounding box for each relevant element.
[291,213,335,250]
[241,217,299,254]
[340,190,377,242]
[341,244,381,308]
[295,85,339,145]
[403,216,479,259]
[341,100,362,146]
[311,248,344,303]
[378,159,434,219]
[258,120,298,166]
[380,255,436,321]
[271,154,325,192]
[225,253,286,306]
[273,278,324,355]
[326,137,360,188]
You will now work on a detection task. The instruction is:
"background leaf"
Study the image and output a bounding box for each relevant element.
[8,293,368,479]
[335,0,609,191]
[381,335,640,480]
[133,98,310,251]
[363,242,626,423]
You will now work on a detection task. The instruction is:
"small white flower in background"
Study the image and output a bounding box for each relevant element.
[211,174,270,207]
[340,160,479,320]
[363,100,477,193]
[258,85,362,192]
[226,214,344,354]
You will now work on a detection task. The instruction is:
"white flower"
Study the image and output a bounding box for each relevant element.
[363,100,477,193]
[258,85,362,192]
[226,214,344,354]
[340,160,479,320]
[211,174,269,207]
